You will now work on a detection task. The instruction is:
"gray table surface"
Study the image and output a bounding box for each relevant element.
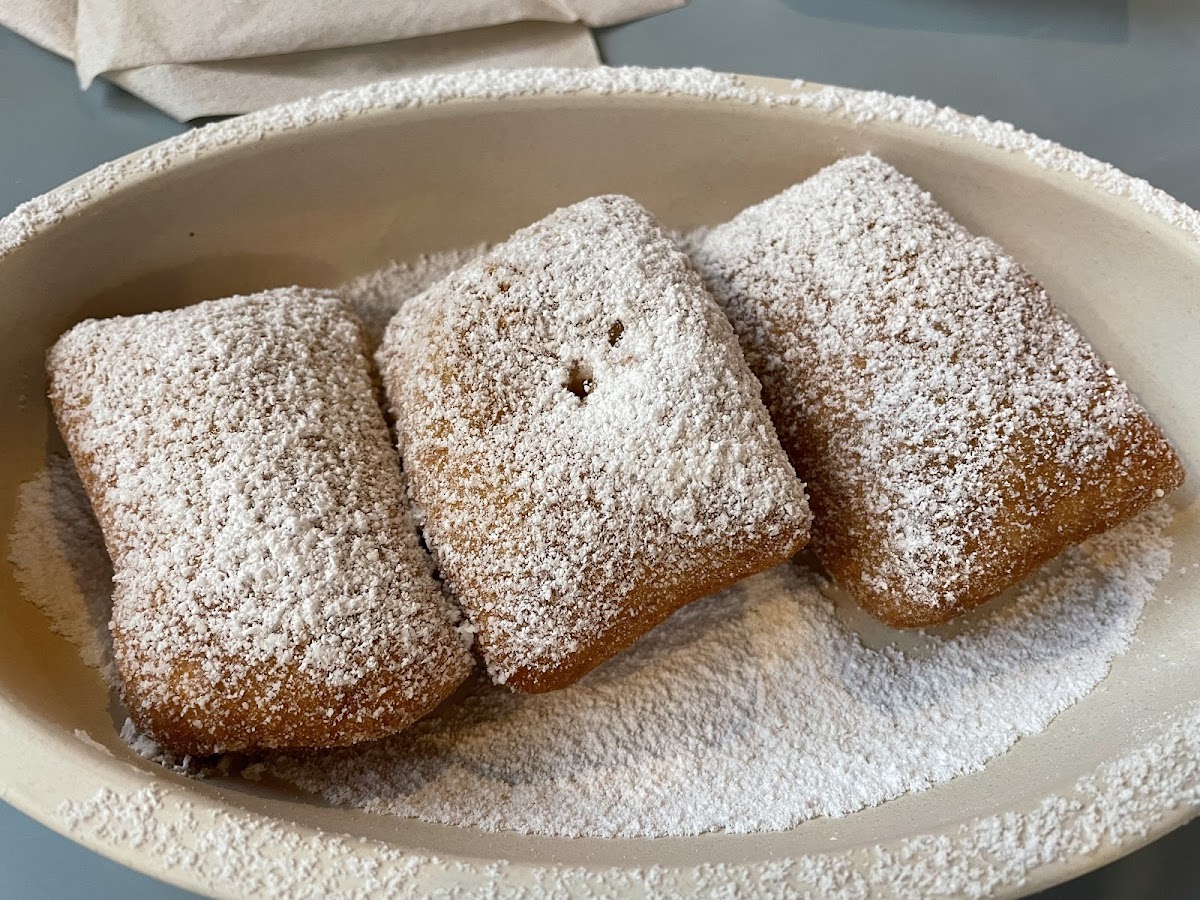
[2,1,1199,896]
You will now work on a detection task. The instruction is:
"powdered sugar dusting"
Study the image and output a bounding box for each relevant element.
[57,785,441,899]
[2,241,1180,897]
[7,454,115,678]
[5,246,493,713]
[267,502,1173,837]
[342,244,488,349]
[57,695,1200,898]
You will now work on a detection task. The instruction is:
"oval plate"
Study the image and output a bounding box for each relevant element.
[1,68,1197,898]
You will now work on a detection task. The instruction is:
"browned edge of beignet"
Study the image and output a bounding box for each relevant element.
[503,519,809,692]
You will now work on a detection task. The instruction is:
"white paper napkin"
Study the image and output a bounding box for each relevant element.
[0,0,684,120]
[104,23,602,120]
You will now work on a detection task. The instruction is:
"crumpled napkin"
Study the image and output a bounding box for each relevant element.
[0,0,684,120]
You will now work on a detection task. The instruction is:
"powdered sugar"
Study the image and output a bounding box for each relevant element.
[342,245,488,349]
[58,785,440,899]
[5,250,482,696]
[7,454,115,679]
[56,695,1200,898]
[787,81,1200,244]
[267,503,1172,837]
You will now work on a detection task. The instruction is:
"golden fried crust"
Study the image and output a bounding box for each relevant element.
[470,513,806,694]
[501,537,804,692]
[694,155,1184,628]
[110,623,467,754]
[792,386,1183,629]
[380,195,811,691]
[48,290,473,755]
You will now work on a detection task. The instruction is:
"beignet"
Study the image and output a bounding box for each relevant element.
[692,155,1185,627]
[378,195,811,691]
[48,289,473,755]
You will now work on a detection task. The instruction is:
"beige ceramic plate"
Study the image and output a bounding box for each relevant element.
[1,68,1198,898]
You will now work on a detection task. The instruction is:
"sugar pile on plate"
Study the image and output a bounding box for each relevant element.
[8,244,1175,839]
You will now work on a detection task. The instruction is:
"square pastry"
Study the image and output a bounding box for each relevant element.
[379,195,811,691]
[691,155,1185,627]
[48,289,474,755]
